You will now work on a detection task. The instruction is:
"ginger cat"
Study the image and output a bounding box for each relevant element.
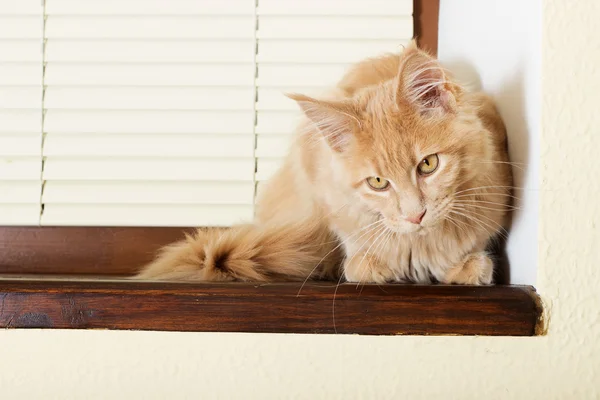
[137,41,512,285]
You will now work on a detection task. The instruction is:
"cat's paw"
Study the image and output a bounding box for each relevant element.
[442,252,494,285]
[343,253,396,284]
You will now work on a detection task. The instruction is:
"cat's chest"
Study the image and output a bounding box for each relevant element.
[382,234,463,282]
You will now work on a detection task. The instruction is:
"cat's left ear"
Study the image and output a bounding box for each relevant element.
[286,93,361,152]
[395,41,460,114]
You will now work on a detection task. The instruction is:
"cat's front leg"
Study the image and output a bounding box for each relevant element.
[441,252,494,285]
[343,251,396,284]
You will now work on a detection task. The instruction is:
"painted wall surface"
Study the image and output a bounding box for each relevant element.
[1,1,599,398]
[437,0,542,285]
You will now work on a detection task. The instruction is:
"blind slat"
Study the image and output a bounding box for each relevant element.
[256,135,293,158]
[46,16,255,39]
[43,181,255,205]
[0,181,41,203]
[258,17,413,39]
[41,204,254,227]
[257,40,409,63]
[257,88,322,111]
[258,64,349,87]
[0,63,42,85]
[0,40,43,62]
[43,158,256,181]
[0,17,42,38]
[45,40,255,63]
[0,134,40,156]
[44,110,254,134]
[0,109,43,132]
[0,0,41,15]
[46,0,255,15]
[44,87,255,110]
[258,0,412,16]
[45,64,255,86]
[44,134,256,158]
[256,158,284,182]
[0,204,41,225]
[0,87,43,108]
[256,111,301,134]
[0,157,41,180]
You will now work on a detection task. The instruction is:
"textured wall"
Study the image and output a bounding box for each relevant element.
[1,1,599,398]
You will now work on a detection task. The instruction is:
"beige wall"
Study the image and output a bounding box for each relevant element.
[1,1,599,398]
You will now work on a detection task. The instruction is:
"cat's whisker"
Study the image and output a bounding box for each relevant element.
[355,226,390,288]
[444,206,473,233]
[359,227,394,293]
[477,160,526,166]
[331,266,346,334]
[444,215,470,237]
[454,204,520,213]
[452,185,517,196]
[455,205,510,237]
[454,192,522,202]
[320,203,349,222]
[332,221,387,332]
[476,161,526,171]
[296,219,384,297]
[368,228,395,290]
[316,204,351,247]
[453,198,519,207]
[449,208,501,239]
[453,184,548,198]
[451,207,508,240]
[373,227,394,261]
[452,200,521,212]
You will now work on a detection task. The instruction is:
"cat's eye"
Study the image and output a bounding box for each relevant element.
[417,154,439,175]
[366,176,390,191]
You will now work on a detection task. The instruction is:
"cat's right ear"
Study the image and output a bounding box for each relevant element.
[286,93,360,152]
[395,42,460,115]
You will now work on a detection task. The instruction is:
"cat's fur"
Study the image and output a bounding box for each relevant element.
[137,41,512,285]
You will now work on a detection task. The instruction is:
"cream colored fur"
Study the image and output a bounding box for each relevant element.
[137,41,512,285]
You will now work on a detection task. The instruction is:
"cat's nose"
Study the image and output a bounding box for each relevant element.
[405,209,426,225]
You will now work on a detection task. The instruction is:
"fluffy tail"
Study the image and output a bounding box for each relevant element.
[136,219,342,282]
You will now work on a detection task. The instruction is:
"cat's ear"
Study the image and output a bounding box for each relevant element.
[395,41,460,114]
[286,93,360,152]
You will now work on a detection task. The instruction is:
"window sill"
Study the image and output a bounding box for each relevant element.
[0,276,542,336]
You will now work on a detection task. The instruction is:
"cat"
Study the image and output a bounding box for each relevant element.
[136,40,513,285]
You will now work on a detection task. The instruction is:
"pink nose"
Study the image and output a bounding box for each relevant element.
[405,209,426,225]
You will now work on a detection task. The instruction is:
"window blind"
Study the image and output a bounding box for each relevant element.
[0,0,44,225]
[0,0,413,227]
[41,0,257,226]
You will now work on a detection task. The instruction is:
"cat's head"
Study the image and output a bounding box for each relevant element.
[289,43,490,234]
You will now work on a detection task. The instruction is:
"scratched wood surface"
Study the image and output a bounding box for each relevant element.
[0,279,541,335]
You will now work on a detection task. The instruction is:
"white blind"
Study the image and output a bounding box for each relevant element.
[0,0,44,225]
[0,0,413,227]
[41,0,257,226]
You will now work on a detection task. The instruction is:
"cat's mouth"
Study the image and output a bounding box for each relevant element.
[382,218,424,235]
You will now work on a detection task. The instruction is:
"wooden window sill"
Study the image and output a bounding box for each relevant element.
[0,226,541,336]
[0,276,542,336]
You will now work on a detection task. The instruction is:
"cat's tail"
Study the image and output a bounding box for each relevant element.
[135,218,342,282]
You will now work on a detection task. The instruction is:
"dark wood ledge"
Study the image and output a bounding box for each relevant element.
[0,278,542,336]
